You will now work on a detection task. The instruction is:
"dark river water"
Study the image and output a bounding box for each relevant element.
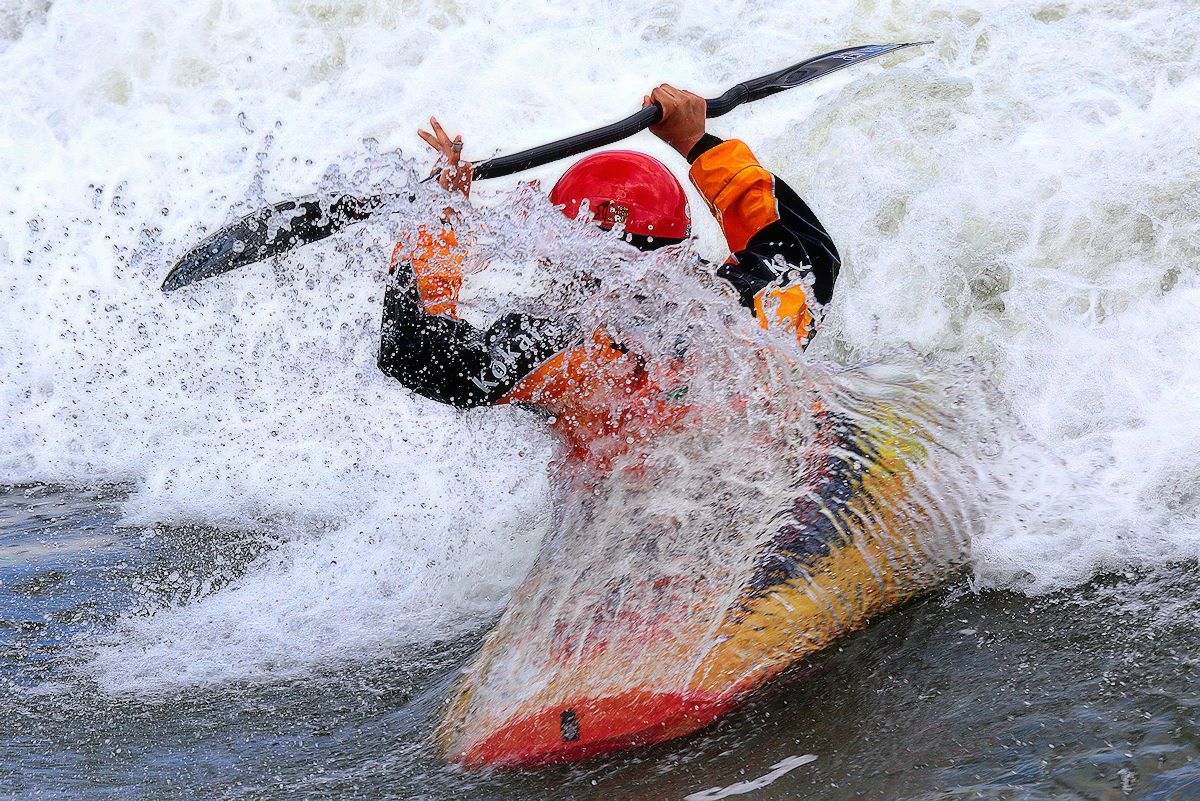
[2,484,1197,800]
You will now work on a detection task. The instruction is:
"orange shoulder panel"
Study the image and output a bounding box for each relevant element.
[688,139,780,253]
[390,225,464,318]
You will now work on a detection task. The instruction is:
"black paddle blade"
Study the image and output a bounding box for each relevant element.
[705,41,931,117]
[473,41,930,180]
[161,193,387,292]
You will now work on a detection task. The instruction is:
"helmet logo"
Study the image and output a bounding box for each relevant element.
[597,200,631,230]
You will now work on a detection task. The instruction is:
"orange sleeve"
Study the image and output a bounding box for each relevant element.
[389,225,464,318]
[752,282,815,348]
[688,139,780,253]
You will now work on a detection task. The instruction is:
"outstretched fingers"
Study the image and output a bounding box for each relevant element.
[429,116,452,147]
[417,116,472,199]
[417,128,442,152]
[418,116,457,159]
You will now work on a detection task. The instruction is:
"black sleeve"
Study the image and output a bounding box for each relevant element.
[717,176,841,309]
[377,269,576,409]
[686,133,726,164]
[688,134,841,310]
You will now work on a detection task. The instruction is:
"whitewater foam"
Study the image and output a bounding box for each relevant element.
[1,0,1198,690]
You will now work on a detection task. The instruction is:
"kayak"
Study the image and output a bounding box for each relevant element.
[436,397,970,767]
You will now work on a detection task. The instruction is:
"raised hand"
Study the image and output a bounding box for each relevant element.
[418,116,473,198]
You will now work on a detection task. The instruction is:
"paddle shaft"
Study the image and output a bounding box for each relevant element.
[471,42,924,181]
[162,42,927,291]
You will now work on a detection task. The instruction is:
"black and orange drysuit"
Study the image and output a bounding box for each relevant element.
[378,136,841,466]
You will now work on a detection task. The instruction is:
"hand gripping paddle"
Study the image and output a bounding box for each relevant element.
[161,41,928,292]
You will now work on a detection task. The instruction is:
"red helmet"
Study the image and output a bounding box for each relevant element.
[549,151,690,247]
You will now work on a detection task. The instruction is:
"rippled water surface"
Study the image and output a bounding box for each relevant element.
[3,485,1197,800]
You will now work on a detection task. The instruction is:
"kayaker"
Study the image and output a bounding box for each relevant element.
[378,84,841,466]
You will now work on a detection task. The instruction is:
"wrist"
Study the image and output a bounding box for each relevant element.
[672,131,705,159]
[685,133,724,164]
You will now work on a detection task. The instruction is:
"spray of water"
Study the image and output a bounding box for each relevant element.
[1,0,1197,695]
[414,199,1003,759]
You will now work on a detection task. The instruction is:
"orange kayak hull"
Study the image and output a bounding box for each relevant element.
[454,687,739,768]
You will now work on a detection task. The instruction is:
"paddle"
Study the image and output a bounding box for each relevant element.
[161,41,928,293]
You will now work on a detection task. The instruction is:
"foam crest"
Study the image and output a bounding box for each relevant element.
[1,0,1198,690]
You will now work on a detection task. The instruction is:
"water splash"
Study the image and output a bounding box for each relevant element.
[428,200,1003,763]
[0,0,1196,698]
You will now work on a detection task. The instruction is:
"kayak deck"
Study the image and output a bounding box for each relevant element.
[438,398,971,768]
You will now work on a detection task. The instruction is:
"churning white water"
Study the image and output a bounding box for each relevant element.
[1,0,1198,693]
